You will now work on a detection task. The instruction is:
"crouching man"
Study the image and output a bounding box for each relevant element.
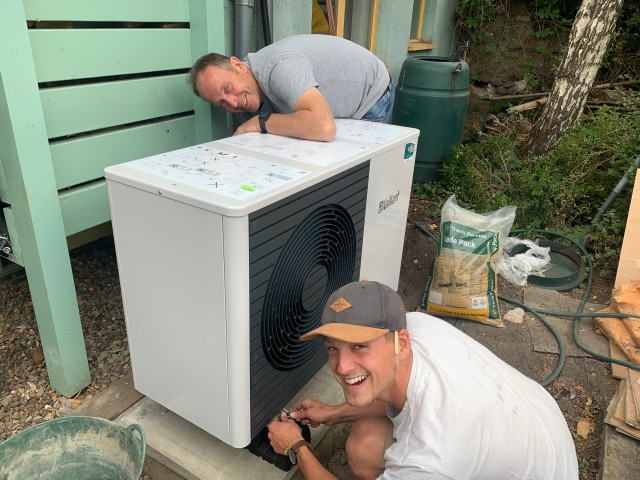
[267,280,578,479]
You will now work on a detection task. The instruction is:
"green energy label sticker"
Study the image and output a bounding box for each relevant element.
[404,143,415,160]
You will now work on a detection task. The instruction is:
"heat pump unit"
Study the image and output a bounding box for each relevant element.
[105,120,419,447]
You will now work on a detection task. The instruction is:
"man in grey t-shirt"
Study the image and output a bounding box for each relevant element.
[188,34,393,141]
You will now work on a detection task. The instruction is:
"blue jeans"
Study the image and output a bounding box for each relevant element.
[361,81,395,124]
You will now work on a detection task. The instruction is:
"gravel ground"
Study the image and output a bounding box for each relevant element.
[0,237,129,443]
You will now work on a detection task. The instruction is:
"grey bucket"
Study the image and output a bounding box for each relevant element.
[0,416,146,480]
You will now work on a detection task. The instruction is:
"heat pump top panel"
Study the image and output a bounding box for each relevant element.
[104,120,419,217]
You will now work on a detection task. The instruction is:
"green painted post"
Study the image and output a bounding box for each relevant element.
[189,0,229,142]
[0,0,90,396]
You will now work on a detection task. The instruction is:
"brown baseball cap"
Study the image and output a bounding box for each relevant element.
[300,281,406,343]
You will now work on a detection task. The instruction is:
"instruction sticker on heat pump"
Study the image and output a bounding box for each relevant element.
[125,144,309,200]
[219,132,368,166]
[334,119,412,145]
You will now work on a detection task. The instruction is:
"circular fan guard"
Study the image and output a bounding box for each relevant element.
[261,204,357,371]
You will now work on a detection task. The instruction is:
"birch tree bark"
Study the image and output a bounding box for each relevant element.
[524,0,624,156]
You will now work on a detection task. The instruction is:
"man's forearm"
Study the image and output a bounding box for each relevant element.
[326,401,388,424]
[296,444,338,480]
[265,111,336,141]
[234,110,336,141]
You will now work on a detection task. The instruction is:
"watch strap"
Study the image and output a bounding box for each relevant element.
[292,439,311,455]
[259,112,271,134]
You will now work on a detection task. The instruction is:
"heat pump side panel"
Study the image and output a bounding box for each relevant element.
[360,139,418,289]
[107,180,237,443]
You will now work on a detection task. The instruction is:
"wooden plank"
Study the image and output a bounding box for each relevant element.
[40,74,193,139]
[59,181,110,237]
[51,116,196,189]
[408,39,436,52]
[416,0,427,40]
[0,0,90,396]
[615,170,640,287]
[624,375,640,428]
[610,338,630,379]
[336,0,346,38]
[24,0,189,22]
[609,381,640,440]
[30,29,191,83]
[629,369,640,419]
[369,0,380,53]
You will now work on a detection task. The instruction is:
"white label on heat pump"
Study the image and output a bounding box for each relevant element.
[126,145,309,200]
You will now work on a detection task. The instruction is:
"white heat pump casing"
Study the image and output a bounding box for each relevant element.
[105,120,419,447]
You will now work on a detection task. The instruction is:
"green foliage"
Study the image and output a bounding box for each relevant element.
[601,2,640,81]
[412,182,448,200]
[455,0,508,44]
[442,107,640,275]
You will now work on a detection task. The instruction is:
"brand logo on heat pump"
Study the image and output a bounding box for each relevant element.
[378,190,400,214]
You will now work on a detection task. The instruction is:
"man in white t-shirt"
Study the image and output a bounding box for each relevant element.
[267,280,579,479]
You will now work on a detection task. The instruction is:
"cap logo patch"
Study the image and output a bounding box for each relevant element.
[330,298,352,313]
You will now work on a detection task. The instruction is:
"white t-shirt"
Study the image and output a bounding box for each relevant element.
[380,312,579,480]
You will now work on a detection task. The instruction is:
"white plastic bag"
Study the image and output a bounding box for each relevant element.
[496,238,551,287]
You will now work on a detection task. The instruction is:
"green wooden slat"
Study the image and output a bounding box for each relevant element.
[30,29,191,83]
[24,0,189,22]
[41,74,193,139]
[51,116,196,189]
[59,180,110,237]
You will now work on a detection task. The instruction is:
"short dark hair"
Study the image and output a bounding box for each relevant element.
[187,53,235,97]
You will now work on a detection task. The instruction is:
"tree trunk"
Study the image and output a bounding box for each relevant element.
[524,0,624,157]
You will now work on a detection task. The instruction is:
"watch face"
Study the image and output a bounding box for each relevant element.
[288,449,297,465]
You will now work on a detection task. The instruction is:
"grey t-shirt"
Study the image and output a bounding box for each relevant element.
[245,34,389,119]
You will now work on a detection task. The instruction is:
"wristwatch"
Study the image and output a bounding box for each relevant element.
[286,438,311,465]
[258,111,271,134]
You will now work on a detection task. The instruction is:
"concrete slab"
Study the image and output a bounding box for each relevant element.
[69,371,143,420]
[523,287,610,357]
[598,425,640,479]
[115,365,344,480]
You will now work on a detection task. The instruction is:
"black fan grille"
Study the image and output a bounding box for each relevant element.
[261,204,356,371]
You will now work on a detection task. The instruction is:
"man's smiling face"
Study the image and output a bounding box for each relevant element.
[325,333,397,408]
[195,57,262,113]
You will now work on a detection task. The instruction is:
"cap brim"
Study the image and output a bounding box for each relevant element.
[300,323,390,343]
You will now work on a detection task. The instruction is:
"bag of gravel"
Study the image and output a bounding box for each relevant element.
[419,195,516,327]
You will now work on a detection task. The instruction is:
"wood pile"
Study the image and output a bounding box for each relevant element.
[595,280,640,440]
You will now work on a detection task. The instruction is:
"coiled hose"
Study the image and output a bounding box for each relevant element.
[414,222,640,386]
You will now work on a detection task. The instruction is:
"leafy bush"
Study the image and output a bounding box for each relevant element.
[440,106,640,274]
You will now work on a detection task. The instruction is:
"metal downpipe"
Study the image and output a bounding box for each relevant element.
[235,0,255,59]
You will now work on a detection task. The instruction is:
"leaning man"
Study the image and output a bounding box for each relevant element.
[188,34,394,142]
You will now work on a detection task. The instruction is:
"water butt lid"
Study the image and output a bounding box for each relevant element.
[509,239,587,291]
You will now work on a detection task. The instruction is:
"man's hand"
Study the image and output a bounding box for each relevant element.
[289,399,342,427]
[267,413,305,455]
[233,116,261,136]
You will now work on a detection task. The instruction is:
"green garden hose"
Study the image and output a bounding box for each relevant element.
[415,221,640,386]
